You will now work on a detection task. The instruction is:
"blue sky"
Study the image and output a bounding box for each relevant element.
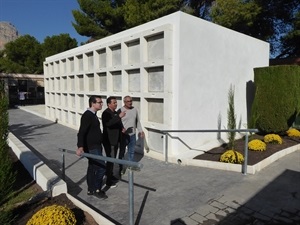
[0,0,88,44]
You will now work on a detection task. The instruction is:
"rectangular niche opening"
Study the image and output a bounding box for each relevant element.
[63,110,68,123]
[110,44,121,67]
[62,76,67,91]
[69,76,75,91]
[127,69,140,92]
[77,55,83,71]
[70,94,75,109]
[49,62,54,75]
[78,94,84,110]
[61,59,66,74]
[69,57,74,73]
[50,78,54,91]
[71,111,76,126]
[51,93,55,105]
[56,108,62,121]
[97,48,106,68]
[77,75,84,91]
[112,71,122,92]
[87,73,94,91]
[126,39,140,64]
[54,61,59,74]
[147,98,164,124]
[63,93,67,107]
[132,97,141,113]
[97,72,107,91]
[86,52,94,70]
[56,93,61,105]
[146,32,164,61]
[55,77,60,91]
[147,66,164,92]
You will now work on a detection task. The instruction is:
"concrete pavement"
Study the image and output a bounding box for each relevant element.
[8,105,300,225]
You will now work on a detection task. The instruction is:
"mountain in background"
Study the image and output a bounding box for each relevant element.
[0,22,19,50]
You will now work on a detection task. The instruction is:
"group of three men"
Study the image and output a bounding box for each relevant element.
[76,95,144,199]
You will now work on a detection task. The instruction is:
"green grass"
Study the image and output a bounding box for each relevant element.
[0,181,37,224]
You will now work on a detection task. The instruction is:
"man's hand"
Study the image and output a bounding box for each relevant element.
[139,131,145,138]
[76,147,84,156]
[119,111,126,118]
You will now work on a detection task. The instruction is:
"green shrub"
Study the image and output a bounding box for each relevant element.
[26,204,76,225]
[250,65,300,134]
[0,81,16,224]
[220,150,244,164]
[0,81,16,201]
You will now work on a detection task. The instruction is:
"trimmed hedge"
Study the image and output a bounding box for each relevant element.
[250,65,300,134]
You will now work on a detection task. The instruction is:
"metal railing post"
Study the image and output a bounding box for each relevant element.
[242,132,249,175]
[164,133,168,163]
[128,168,134,225]
[62,153,65,181]
[58,148,143,225]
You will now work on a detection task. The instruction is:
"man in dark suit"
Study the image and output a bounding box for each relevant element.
[102,96,126,187]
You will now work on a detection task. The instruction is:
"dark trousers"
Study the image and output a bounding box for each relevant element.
[87,148,106,192]
[103,144,118,185]
[19,99,25,106]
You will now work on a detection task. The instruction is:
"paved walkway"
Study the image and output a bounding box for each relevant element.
[9,105,300,225]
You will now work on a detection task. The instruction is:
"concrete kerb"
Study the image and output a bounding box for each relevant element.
[8,132,67,196]
[8,132,114,225]
[66,194,114,225]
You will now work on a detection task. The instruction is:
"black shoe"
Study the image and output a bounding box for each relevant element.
[121,167,127,175]
[87,190,94,195]
[94,190,108,199]
[106,183,118,188]
[111,176,119,182]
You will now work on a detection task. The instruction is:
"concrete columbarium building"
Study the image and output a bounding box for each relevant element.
[44,12,269,163]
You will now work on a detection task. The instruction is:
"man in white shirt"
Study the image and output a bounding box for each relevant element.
[18,91,27,106]
[118,96,144,175]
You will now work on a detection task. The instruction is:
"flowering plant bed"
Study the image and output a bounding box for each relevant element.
[7,149,98,225]
[194,134,299,165]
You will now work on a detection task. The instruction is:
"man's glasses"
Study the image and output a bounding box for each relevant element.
[96,101,103,104]
[125,100,132,102]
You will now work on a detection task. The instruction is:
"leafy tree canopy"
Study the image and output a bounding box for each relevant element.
[0,34,78,74]
[279,11,300,58]
[41,34,78,59]
[0,35,42,74]
[210,0,300,58]
[72,0,185,40]
[73,0,299,58]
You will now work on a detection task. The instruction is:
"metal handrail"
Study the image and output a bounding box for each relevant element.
[58,148,143,225]
[158,128,258,175]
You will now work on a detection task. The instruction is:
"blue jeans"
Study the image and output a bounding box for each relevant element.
[127,134,136,162]
[120,134,136,162]
[87,148,106,192]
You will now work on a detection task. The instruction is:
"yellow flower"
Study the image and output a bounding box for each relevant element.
[248,139,266,151]
[263,134,283,144]
[287,128,300,137]
[26,204,76,225]
[220,150,244,164]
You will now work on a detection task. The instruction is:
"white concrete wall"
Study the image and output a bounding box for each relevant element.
[169,13,269,158]
[44,11,269,162]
